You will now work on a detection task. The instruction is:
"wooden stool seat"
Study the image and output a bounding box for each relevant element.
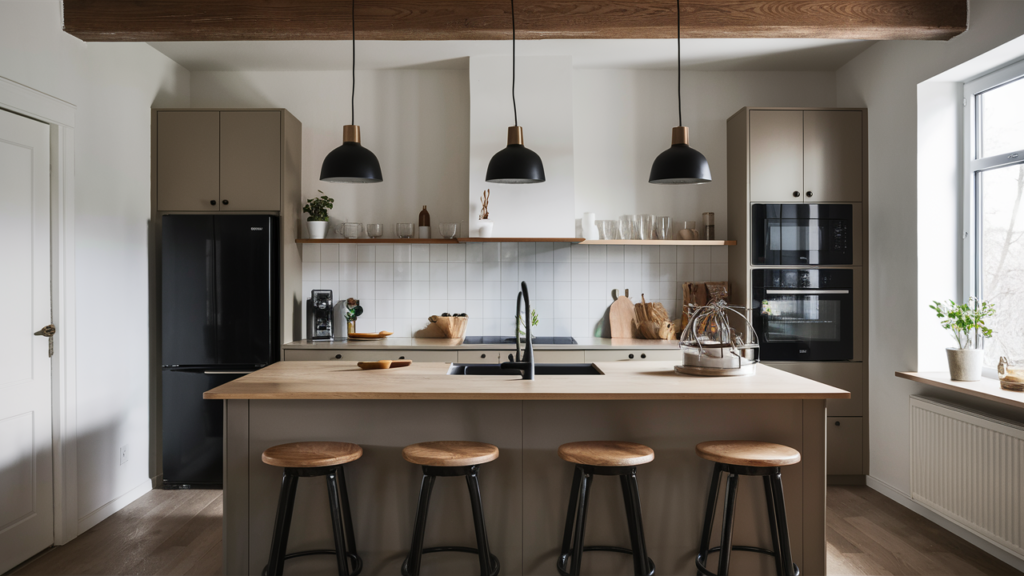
[558,441,655,467]
[402,441,499,467]
[696,441,801,468]
[262,441,363,469]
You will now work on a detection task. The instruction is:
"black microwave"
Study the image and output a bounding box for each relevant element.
[752,204,854,266]
[751,269,854,361]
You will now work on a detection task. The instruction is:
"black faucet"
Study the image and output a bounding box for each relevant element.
[500,281,535,380]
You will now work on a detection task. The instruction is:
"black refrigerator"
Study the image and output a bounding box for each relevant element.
[161,214,279,488]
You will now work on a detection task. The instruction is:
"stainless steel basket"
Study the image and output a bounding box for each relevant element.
[676,300,759,377]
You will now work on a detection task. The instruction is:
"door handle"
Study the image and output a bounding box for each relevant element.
[203,371,255,375]
[34,324,56,357]
[765,290,850,295]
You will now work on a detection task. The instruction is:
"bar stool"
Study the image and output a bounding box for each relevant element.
[556,441,656,576]
[261,441,363,576]
[695,441,801,576]
[401,441,501,576]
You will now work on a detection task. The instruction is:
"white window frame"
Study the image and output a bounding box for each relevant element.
[962,58,1024,365]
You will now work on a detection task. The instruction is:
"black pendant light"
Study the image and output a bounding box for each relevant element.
[649,0,711,185]
[320,0,383,184]
[486,0,545,184]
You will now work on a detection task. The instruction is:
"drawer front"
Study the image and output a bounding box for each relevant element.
[284,350,457,363]
[456,350,587,364]
[535,351,586,363]
[458,350,511,364]
[584,350,679,362]
[768,362,863,417]
[827,417,863,475]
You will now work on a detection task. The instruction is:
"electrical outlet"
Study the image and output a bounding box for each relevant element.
[119,444,129,466]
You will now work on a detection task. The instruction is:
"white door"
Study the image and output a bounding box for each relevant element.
[0,108,53,573]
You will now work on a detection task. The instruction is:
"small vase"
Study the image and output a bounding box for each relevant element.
[478,220,494,238]
[946,347,984,382]
[347,320,356,335]
[307,220,328,240]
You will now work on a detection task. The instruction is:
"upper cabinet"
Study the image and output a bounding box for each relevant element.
[748,109,864,203]
[156,110,284,212]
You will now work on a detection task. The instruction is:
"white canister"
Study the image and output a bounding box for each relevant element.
[478,220,494,238]
[582,212,598,241]
[419,225,431,239]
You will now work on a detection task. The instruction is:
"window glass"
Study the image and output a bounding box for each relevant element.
[980,76,1024,158]
[979,164,1024,365]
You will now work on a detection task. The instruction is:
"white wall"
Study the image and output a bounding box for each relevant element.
[0,0,190,534]
[191,69,470,238]
[836,0,1024,496]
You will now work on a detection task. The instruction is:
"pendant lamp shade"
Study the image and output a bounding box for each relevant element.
[320,125,383,183]
[486,126,545,184]
[649,126,711,184]
[320,0,382,184]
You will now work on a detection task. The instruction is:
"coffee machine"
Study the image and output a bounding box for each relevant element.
[309,289,334,341]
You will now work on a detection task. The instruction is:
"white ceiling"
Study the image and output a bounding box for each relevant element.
[148,38,875,72]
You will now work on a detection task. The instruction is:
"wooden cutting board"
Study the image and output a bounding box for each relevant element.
[609,289,635,338]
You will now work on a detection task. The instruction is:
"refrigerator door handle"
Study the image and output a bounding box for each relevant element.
[202,370,255,375]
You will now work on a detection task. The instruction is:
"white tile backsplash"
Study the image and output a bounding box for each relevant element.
[302,242,726,338]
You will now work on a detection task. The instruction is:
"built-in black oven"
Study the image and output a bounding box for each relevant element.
[752,204,854,265]
[751,269,854,361]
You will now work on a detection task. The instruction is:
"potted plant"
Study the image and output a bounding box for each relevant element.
[478,189,494,238]
[344,298,363,335]
[303,192,334,239]
[929,298,995,382]
[516,309,539,342]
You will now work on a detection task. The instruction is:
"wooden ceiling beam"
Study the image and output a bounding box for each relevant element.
[62,0,968,42]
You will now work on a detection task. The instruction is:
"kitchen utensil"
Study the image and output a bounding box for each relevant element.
[429,315,468,338]
[703,212,715,241]
[357,360,413,370]
[676,299,759,377]
[396,223,415,238]
[609,289,636,338]
[347,330,393,340]
[633,294,674,340]
[343,222,362,239]
[438,223,459,239]
[366,223,383,238]
[309,289,334,341]
[656,216,673,240]
[618,216,635,240]
[638,214,656,240]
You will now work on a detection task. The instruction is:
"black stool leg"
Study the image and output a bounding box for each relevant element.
[717,473,740,576]
[559,466,584,563]
[697,463,723,571]
[626,470,651,576]
[267,472,299,576]
[405,474,436,576]
[763,476,784,576]
[619,475,643,576]
[569,470,592,576]
[466,469,495,576]
[337,466,359,567]
[326,468,351,576]
[769,471,796,576]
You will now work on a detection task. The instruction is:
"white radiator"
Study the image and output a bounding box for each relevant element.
[911,396,1024,560]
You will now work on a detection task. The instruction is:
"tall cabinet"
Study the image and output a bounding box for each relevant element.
[727,107,869,483]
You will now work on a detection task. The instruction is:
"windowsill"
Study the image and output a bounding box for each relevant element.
[896,371,1024,408]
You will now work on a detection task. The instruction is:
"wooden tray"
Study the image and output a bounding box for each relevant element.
[347,331,393,340]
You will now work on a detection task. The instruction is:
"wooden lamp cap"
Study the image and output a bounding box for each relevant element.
[343,125,361,144]
[507,126,524,146]
[672,126,690,146]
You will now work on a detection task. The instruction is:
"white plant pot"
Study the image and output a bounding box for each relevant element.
[946,347,984,382]
[478,220,494,238]
[307,221,328,239]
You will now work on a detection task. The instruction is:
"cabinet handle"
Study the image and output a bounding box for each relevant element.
[481,353,487,359]
[641,353,647,359]
[834,421,840,426]
[792,191,800,198]
[806,191,813,198]
[210,200,216,206]
[628,353,634,359]
[222,199,229,205]
[334,354,342,360]
[399,356,406,360]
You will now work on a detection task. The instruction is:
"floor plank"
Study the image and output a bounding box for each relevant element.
[7,486,1020,575]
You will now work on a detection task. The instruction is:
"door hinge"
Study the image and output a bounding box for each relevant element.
[34,324,55,357]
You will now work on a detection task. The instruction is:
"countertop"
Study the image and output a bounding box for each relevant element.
[204,360,850,400]
[283,337,683,351]
[896,371,1024,409]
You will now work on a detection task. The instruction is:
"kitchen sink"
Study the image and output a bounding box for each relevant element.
[446,363,603,376]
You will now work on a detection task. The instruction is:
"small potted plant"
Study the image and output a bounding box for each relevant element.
[929,298,995,382]
[344,298,363,335]
[516,309,539,342]
[303,192,334,239]
[478,189,494,238]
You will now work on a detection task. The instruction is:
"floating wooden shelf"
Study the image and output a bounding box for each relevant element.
[296,238,457,244]
[457,237,586,243]
[580,240,737,246]
[295,238,736,246]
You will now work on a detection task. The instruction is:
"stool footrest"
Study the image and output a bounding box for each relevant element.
[262,549,363,576]
[696,546,799,576]
[556,547,655,576]
[401,547,500,576]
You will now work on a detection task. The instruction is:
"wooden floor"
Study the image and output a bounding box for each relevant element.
[7,486,1019,575]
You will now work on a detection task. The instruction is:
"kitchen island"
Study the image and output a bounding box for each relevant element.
[205,361,848,576]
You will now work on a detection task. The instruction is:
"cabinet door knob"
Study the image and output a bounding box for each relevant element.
[222,199,229,205]
[792,191,800,198]
[334,354,342,359]
[834,421,840,426]
[481,353,487,359]
[641,353,647,359]
[210,200,216,205]
[628,353,635,359]
[806,191,813,198]
[399,356,406,360]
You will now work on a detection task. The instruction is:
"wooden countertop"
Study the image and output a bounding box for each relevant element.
[283,337,684,351]
[204,361,851,400]
[896,371,1024,409]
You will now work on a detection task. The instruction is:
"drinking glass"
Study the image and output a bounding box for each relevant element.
[638,214,656,240]
[598,220,616,240]
[656,216,673,240]
[343,222,363,239]
[438,222,459,239]
[396,223,415,238]
[680,221,700,240]
[618,215,635,240]
[366,223,383,239]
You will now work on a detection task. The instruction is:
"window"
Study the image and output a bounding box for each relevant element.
[965,61,1024,367]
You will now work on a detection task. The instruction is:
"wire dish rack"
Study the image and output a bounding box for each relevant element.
[676,300,760,377]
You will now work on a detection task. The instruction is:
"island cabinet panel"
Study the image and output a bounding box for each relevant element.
[749,110,804,202]
[456,350,586,363]
[584,349,679,362]
[827,417,864,475]
[283,349,457,362]
[220,111,281,211]
[767,362,863,417]
[156,111,220,211]
[803,111,863,202]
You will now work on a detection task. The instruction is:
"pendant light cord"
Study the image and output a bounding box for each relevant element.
[676,0,681,128]
[351,0,356,126]
[512,0,518,127]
